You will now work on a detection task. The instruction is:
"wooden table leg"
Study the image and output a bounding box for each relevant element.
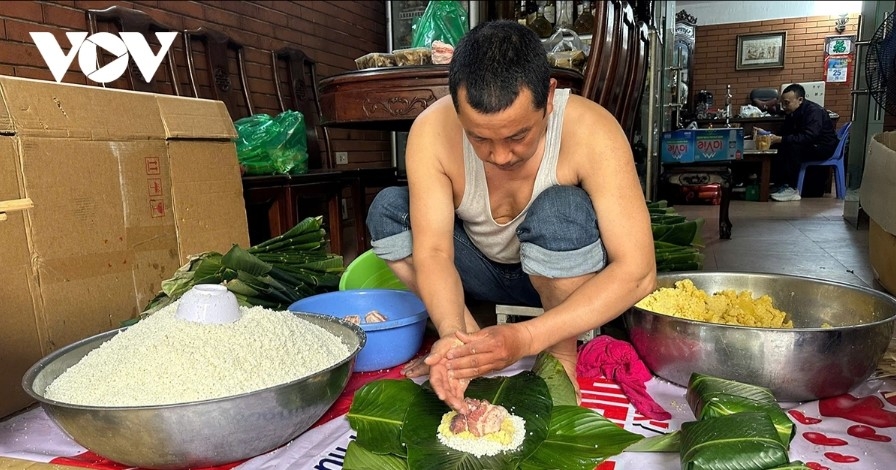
[719,171,732,239]
[759,155,771,202]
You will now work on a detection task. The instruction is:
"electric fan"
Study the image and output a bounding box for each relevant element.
[866,13,896,116]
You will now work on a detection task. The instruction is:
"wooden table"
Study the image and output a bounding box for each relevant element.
[738,149,777,202]
[318,65,584,252]
[318,65,584,132]
[660,162,733,239]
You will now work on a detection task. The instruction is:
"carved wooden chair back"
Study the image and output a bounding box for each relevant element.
[85,5,181,95]
[183,27,254,119]
[619,22,651,136]
[603,2,636,117]
[581,0,621,105]
[271,47,334,170]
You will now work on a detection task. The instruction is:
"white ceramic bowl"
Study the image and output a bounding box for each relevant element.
[175,284,241,324]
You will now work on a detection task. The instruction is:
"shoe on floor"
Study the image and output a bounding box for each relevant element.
[771,186,801,201]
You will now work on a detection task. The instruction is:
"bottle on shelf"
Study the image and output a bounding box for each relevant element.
[573,0,594,35]
[529,5,554,38]
[517,0,529,26]
[543,1,556,26]
[555,1,574,29]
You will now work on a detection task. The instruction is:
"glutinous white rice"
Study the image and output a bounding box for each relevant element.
[44,303,351,406]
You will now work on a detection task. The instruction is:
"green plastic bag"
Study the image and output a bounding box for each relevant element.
[410,0,468,48]
[234,111,309,175]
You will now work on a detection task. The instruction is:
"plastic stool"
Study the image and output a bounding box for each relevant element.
[495,304,599,343]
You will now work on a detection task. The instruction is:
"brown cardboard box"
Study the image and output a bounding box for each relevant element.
[0,76,249,418]
[869,220,896,294]
[863,132,896,295]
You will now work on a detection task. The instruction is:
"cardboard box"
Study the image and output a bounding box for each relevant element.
[863,131,896,295]
[0,76,249,418]
[661,128,744,164]
[869,220,896,294]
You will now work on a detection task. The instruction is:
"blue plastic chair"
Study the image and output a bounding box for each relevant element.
[796,121,852,199]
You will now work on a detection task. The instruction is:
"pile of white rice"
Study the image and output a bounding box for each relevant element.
[44,303,351,406]
[436,412,526,457]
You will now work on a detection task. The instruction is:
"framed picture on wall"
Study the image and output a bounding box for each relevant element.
[736,31,786,70]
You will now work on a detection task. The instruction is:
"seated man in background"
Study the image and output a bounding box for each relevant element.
[365,21,656,414]
[757,83,838,202]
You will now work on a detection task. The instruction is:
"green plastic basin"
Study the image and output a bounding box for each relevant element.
[339,249,408,291]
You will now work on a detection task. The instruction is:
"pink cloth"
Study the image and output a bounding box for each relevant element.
[577,335,672,421]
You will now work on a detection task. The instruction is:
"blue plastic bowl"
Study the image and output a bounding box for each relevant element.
[288,290,428,372]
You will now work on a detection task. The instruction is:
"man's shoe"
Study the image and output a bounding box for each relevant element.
[771,186,801,201]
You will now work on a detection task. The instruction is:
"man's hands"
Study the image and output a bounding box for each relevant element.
[425,323,534,414]
[753,127,782,145]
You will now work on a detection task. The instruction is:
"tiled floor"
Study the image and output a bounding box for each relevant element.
[671,196,881,290]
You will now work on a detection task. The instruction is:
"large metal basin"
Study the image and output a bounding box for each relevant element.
[625,272,896,401]
[22,313,365,469]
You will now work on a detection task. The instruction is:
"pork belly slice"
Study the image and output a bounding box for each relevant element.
[448,398,509,437]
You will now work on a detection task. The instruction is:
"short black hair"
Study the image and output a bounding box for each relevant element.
[783,83,806,99]
[448,20,551,114]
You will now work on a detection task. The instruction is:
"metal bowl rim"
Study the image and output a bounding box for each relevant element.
[632,270,896,330]
[22,312,366,411]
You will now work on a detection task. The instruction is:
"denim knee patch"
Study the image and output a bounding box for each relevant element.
[366,186,413,261]
[517,185,606,278]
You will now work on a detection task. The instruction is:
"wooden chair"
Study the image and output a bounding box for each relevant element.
[85,5,181,95]
[603,2,636,118]
[183,27,254,119]
[619,22,652,136]
[256,46,346,253]
[581,0,621,105]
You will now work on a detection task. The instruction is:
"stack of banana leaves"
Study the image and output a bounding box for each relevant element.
[649,200,705,272]
[135,216,343,322]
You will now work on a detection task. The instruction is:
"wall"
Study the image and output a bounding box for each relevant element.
[0,1,391,170]
[0,1,391,255]
[676,1,862,26]
[691,13,860,123]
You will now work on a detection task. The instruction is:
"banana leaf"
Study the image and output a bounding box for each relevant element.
[655,251,704,265]
[655,240,691,251]
[519,405,644,470]
[531,352,577,407]
[347,379,419,456]
[657,261,703,272]
[687,373,794,448]
[651,214,688,225]
[698,393,795,448]
[652,219,705,247]
[159,251,224,297]
[247,215,323,253]
[646,200,669,209]
[679,412,790,470]
[139,216,341,319]
[221,245,273,276]
[403,372,552,469]
[624,431,681,452]
[769,462,811,469]
[649,207,677,215]
[344,366,646,469]
[343,441,408,470]
[687,373,777,410]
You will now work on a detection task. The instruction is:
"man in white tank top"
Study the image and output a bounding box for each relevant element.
[366,21,656,414]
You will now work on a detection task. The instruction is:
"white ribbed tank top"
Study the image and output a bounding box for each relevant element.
[455,88,570,264]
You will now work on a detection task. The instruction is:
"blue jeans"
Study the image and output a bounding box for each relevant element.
[366,185,606,307]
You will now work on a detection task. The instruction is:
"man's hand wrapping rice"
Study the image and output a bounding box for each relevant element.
[446,324,532,380]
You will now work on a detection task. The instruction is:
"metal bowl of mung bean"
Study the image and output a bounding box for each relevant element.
[625,271,896,401]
